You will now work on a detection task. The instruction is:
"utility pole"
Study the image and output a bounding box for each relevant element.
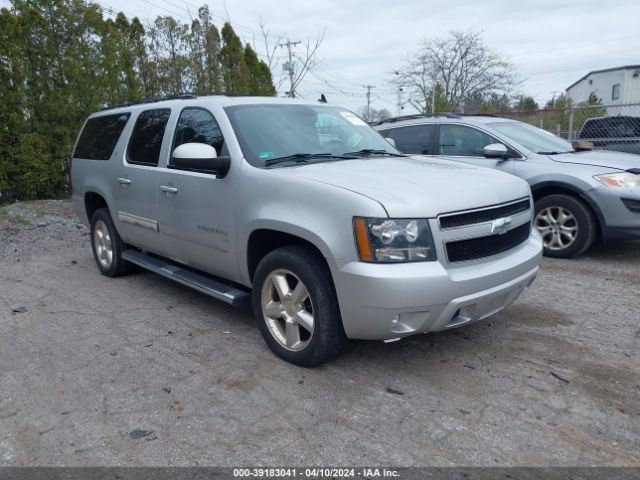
[279,39,301,98]
[364,84,375,121]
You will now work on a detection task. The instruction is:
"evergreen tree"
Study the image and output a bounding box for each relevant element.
[0,1,276,201]
[244,44,276,96]
[220,22,249,93]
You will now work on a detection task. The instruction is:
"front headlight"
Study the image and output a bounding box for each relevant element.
[594,172,640,188]
[354,217,436,263]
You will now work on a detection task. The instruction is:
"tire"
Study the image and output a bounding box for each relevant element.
[534,194,597,258]
[252,246,347,366]
[90,208,131,277]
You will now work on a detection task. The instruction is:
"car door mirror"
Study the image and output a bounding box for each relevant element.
[483,143,510,160]
[385,137,397,148]
[170,143,230,177]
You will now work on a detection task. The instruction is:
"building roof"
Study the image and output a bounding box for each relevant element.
[566,65,640,91]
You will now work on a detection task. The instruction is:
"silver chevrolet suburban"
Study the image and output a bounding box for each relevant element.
[71,95,542,366]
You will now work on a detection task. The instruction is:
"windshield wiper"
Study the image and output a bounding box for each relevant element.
[538,150,575,155]
[264,153,356,167]
[342,149,406,157]
[264,153,328,167]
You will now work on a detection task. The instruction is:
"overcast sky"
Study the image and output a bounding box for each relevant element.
[36,0,640,114]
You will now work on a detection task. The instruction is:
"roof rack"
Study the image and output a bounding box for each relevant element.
[100,91,274,111]
[458,113,502,118]
[373,112,461,126]
[100,93,198,111]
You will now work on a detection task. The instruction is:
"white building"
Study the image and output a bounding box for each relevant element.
[566,65,640,115]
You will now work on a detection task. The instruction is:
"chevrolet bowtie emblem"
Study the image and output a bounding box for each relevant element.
[491,217,513,235]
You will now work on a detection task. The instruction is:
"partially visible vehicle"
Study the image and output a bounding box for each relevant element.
[375,114,640,258]
[576,116,640,155]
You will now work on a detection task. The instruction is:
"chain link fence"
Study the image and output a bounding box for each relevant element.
[490,103,640,155]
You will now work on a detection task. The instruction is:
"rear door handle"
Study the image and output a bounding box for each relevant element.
[160,185,178,194]
[117,177,131,186]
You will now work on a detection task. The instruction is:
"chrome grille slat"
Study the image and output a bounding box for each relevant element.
[439,198,531,229]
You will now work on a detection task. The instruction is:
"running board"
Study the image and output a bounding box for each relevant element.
[122,250,250,307]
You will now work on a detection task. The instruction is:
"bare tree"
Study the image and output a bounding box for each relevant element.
[394,31,516,113]
[359,107,392,123]
[289,29,325,98]
[258,22,325,97]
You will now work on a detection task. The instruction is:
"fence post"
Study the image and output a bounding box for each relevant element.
[567,107,575,141]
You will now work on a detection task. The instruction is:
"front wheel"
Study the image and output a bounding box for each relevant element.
[90,208,131,277]
[534,194,596,258]
[252,246,347,366]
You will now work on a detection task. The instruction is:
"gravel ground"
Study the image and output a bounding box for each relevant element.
[0,200,639,467]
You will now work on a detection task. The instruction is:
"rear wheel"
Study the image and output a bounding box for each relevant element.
[534,194,596,258]
[252,246,347,366]
[90,208,130,277]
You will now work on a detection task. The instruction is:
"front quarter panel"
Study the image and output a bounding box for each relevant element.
[236,162,388,287]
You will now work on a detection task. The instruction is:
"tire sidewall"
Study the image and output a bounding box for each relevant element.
[90,209,126,276]
[534,194,595,258]
[252,246,345,366]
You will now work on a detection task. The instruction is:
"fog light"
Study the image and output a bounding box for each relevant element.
[390,314,400,326]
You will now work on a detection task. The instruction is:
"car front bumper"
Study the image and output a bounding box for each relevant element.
[588,187,640,241]
[333,233,542,340]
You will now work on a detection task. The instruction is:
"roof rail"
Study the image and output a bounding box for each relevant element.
[373,112,461,126]
[458,113,502,118]
[100,93,198,111]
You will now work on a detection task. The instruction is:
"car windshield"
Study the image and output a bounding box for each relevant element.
[225,104,401,167]
[488,121,574,154]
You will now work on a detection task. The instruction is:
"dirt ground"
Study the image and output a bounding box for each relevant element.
[0,200,638,466]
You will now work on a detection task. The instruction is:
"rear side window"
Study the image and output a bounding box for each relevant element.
[73,113,130,160]
[439,124,497,157]
[173,108,225,156]
[127,109,171,166]
[386,125,435,154]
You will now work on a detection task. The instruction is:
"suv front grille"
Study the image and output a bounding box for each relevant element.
[446,223,531,262]
[439,199,530,229]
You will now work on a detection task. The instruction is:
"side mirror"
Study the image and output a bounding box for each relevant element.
[483,143,510,160]
[385,137,397,148]
[170,143,230,177]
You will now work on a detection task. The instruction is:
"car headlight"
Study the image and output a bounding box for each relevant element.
[354,217,436,263]
[594,172,640,188]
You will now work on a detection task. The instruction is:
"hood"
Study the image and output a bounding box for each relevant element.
[283,156,532,217]
[549,150,640,171]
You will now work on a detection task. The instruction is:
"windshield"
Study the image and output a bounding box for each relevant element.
[488,121,574,154]
[225,104,400,167]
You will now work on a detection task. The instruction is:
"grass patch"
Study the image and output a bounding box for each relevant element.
[8,214,30,226]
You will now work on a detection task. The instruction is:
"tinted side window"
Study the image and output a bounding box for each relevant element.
[127,109,171,166]
[386,125,435,154]
[173,108,225,156]
[439,125,497,157]
[73,113,130,160]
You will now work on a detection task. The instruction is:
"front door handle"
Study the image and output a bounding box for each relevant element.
[160,185,178,194]
[117,177,131,186]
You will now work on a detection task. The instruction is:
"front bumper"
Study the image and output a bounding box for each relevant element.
[333,233,542,340]
[588,187,640,242]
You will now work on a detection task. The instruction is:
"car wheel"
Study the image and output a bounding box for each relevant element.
[252,246,347,366]
[90,208,130,277]
[534,194,596,258]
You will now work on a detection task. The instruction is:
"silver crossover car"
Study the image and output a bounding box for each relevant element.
[375,114,640,258]
[72,96,542,365]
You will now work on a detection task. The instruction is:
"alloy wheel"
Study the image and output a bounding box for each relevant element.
[535,206,578,251]
[260,269,314,351]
